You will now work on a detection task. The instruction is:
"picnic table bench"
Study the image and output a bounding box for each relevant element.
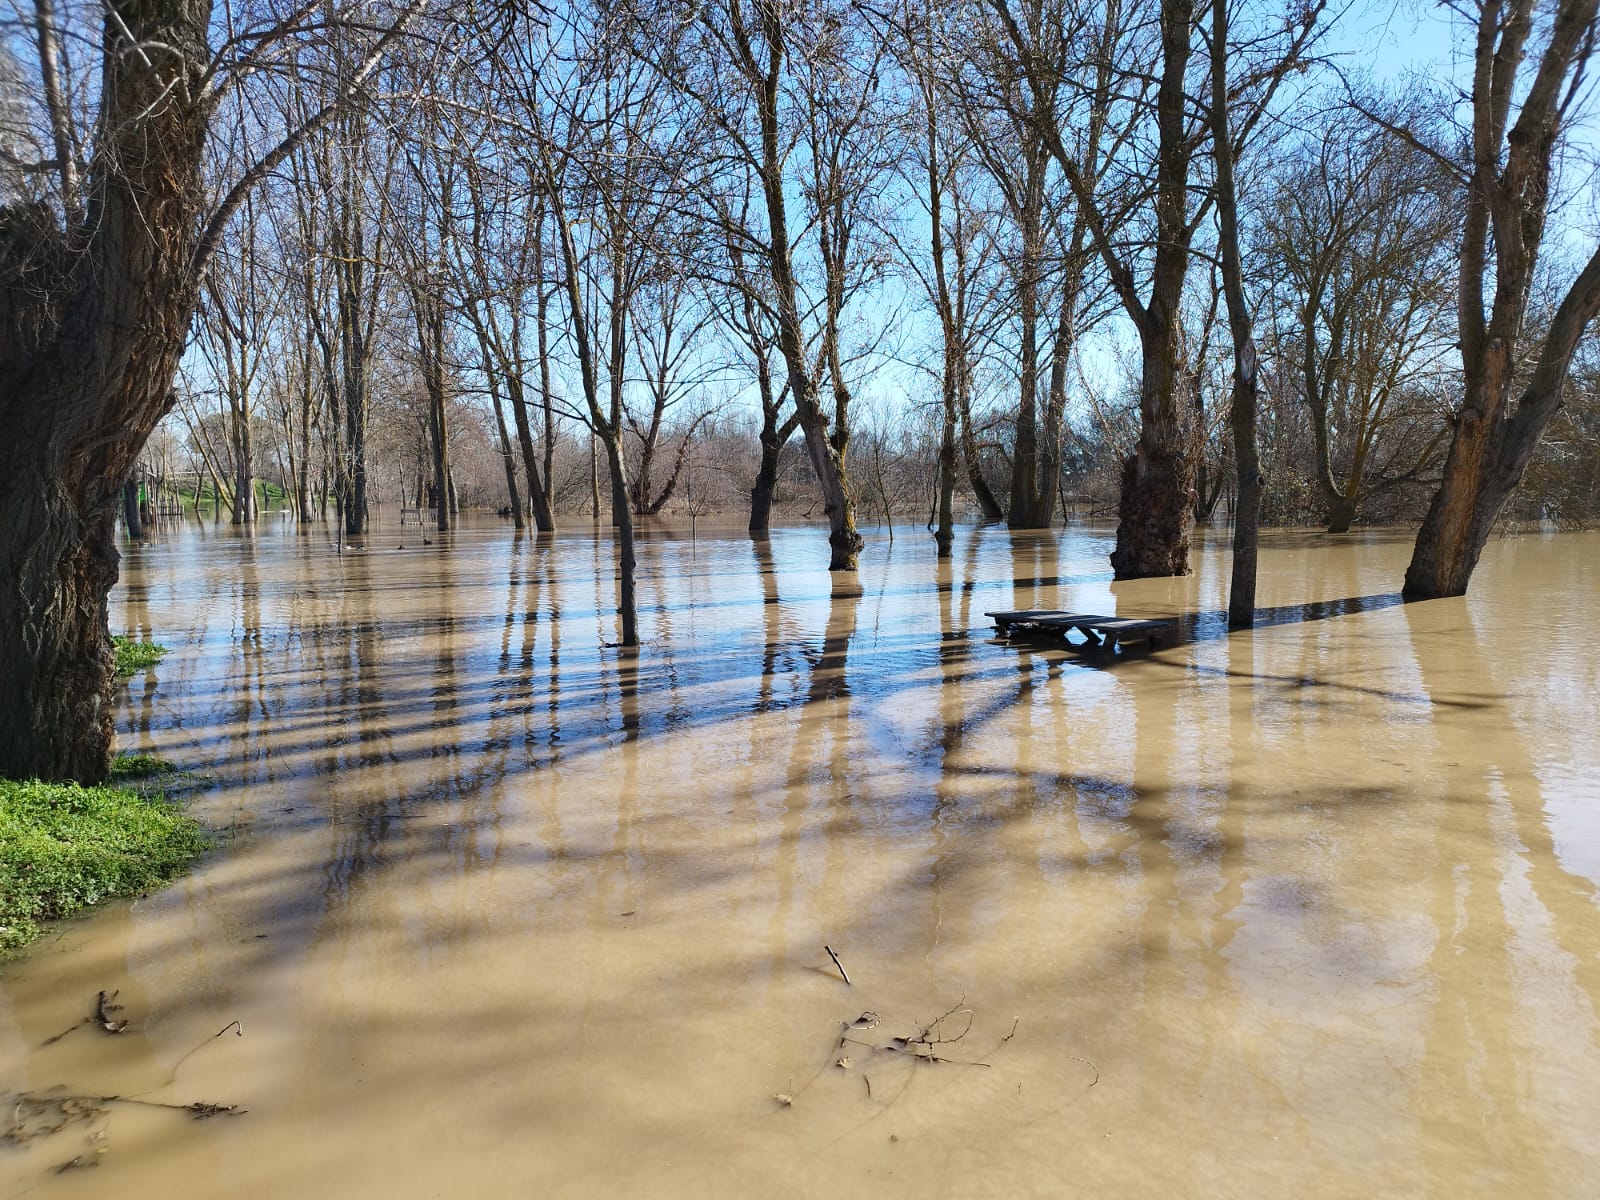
[984,609,1176,651]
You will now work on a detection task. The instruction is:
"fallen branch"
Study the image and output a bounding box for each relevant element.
[41,990,128,1045]
[824,945,851,986]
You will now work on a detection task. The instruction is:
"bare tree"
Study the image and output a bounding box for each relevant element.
[1256,101,1457,533]
[638,0,898,571]
[991,0,1208,577]
[627,267,720,514]
[1387,0,1600,597]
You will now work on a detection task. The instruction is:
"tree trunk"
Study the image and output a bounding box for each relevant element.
[534,214,558,513]
[936,376,957,557]
[1326,494,1356,535]
[745,303,790,534]
[742,2,862,571]
[602,435,639,647]
[1006,147,1047,528]
[489,379,524,529]
[231,406,254,525]
[0,492,122,782]
[750,409,797,533]
[1210,0,1262,627]
[959,388,1004,520]
[508,369,555,531]
[1110,327,1195,578]
[122,477,144,540]
[342,386,368,537]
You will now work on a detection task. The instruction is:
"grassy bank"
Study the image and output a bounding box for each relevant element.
[0,774,206,953]
[0,635,202,955]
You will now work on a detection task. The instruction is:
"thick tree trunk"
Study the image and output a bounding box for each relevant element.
[1110,327,1195,578]
[1326,494,1357,535]
[750,466,778,533]
[1108,0,1196,579]
[1402,362,1532,597]
[0,491,120,782]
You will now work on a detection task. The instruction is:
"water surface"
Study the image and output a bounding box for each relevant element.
[3,518,1598,1197]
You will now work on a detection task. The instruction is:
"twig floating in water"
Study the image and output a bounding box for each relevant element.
[824,945,851,986]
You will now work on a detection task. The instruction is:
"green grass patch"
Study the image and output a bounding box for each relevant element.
[0,779,207,953]
[109,752,179,779]
[111,634,167,677]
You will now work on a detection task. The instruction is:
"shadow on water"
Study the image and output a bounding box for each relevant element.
[1180,591,1408,641]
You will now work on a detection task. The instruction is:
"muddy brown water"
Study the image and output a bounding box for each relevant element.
[3,518,1598,1198]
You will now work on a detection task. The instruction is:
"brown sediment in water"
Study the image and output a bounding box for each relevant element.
[2,520,1598,1197]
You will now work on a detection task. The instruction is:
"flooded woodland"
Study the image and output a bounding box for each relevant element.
[3,517,1599,1198]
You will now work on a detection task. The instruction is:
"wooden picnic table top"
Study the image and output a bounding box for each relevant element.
[983,609,1178,647]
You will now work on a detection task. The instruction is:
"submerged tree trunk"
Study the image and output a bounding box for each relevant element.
[1107,0,1196,579]
[1210,0,1262,627]
[1110,329,1195,578]
[603,437,639,647]
[488,375,524,529]
[232,408,255,526]
[506,357,555,531]
[122,477,144,540]
[738,0,863,570]
[996,0,1197,576]
[749,409,797,534]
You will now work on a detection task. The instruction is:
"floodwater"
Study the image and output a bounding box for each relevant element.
[3,516,1599,1198]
